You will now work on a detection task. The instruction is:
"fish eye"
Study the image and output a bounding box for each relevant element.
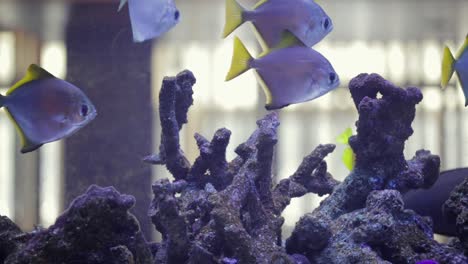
[80,104,89,117]
[329,72,336,83]
[323,18,331,30]
[174,10,180,20]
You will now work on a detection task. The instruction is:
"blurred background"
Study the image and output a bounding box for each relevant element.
[0,0,467,240]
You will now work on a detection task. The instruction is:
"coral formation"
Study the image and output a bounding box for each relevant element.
[0,71,467,264]
[444,176,468,255]
[2,185,153,264]
[146,70,337,263]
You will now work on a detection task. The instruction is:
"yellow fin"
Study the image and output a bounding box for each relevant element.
[225,37,253,81]
[342,147,355,171]
[441,46,455,89]
[4,108,42,153]
[250,23,270,53]
[336,127,355,170]
[455,34,468,59]
[253,0,269,9]
[336,127,353,144]
[258,31,304,57]
[253,71,273,105]
[222,0,245,38]
[7,64,55,95]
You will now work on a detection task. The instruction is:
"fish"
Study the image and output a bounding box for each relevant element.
[0,64,97,153]
[118,0,180,43]
[441,34,468,106]
[336,127,355,171]
[403,167,468,236]
[225,36,340,110]
[223,0,333,51]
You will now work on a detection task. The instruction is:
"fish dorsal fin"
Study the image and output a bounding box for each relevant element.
[456,34,468,59]
[7,64,55,95]
[253,0,269,9]
[258,31,304,57]
[274,30,304,49]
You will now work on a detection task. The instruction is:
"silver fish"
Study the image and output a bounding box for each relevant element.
[118,0,180,43]
[225,37,340,110]
[1,64,97,153]
[223,0,333,51]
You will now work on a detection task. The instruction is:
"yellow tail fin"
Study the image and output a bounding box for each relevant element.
[441,45,455,89]
[222,0,245,38]
[225,37,253,81]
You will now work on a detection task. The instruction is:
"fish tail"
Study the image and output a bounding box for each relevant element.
[222,0,245,38]
[225,36,253,81]
[441,45,455,89]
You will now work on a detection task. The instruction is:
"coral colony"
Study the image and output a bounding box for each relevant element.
[1,71,468,264]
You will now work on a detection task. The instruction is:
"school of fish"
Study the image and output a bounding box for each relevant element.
[223,0,339,110]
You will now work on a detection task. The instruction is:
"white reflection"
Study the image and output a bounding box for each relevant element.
[213,40,257,111]
[422,40,441,84]
[0,32,15,85]
[387,41,406,83]
[0,88,15,218]
[422,86,442,112]
[406,41,422,85]
[39,141,63,227]
[41,41,67,78]
[181,42,211,106]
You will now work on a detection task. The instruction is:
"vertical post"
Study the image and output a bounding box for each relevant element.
[64,3,153,237]
[13,31,41,230]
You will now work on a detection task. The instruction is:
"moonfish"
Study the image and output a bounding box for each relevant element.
[225,37,340,110]
[441,35,468,105]
[403,168,467,236]
[223,0,333,51]
[1,64,97,153]
[118,0,180,43]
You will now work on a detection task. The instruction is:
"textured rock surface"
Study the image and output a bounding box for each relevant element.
[286,74,465,263]
[145,70,337,264]
[1,71,467,264]
[4,185,153,264]
[444,177,468,255]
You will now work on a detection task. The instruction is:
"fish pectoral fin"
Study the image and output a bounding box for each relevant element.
[223,0,245,38]
[225,36,253,81]
[118,0,128,11]
[441,46,455,89]
[7,64,56,95]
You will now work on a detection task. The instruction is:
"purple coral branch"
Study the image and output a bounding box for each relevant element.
[190,128,232,189]
[273,144,339,213]
[144,70,196,180]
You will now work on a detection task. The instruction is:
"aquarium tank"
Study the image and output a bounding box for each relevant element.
[0,0,467,263]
